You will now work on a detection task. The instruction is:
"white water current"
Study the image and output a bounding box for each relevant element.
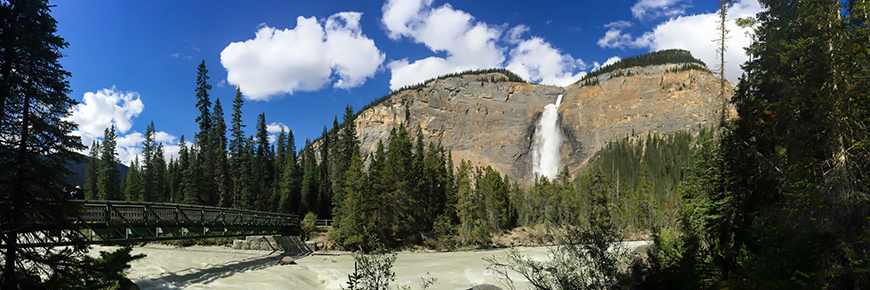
[91,240,648,289]
[533,94,563,179]
[93,245,549,290]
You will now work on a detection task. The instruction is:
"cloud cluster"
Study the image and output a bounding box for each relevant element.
[266,122,291,144]
[68,87,144,146]
[599,0,762,81]
[68,87,179,165]
[631,0,691,19]
[382,0,588,89]
[505,33,587,87]
[221,12,385,101]
[382,0,504,90]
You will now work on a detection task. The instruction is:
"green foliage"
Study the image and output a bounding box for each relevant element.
[98,125,121,200]
[84,141,101,200]
[344,252,398,290]
[210,98,229,207]
[301,212,318,241]
[43,246,145,289]
[575,49,710,86]
[642,1,870,288]
[487,213,632,290]
[343,251,437,290]
[124,157,142,201]
[0,1,146,287]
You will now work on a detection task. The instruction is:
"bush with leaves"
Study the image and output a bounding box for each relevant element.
[301,212,318,241]
[343,251,436,290]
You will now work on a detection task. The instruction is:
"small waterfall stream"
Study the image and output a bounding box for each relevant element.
[532,94,563,179]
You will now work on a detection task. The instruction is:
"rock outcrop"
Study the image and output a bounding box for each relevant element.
[347,61,732,184]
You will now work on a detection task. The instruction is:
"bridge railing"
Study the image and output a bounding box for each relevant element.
[58,200,301,246]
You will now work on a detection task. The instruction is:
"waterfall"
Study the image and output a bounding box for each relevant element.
[533,94,563,180]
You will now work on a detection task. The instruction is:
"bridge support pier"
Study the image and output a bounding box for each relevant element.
[231,235,314,254]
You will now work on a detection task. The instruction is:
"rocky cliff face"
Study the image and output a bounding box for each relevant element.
[349,63,732,184]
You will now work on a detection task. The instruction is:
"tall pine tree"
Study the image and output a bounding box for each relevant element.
[97,125,120,200]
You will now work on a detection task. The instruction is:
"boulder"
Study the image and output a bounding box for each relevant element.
[279,256,297,265]
[117,278,139,290]
[633,243,651,255]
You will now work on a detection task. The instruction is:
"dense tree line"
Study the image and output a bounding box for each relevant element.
[644,0,870,288]
[575,48,710,86]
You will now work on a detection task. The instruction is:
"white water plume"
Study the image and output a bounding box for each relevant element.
[533,94,563,180]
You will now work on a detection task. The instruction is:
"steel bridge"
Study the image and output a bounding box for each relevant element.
[13,200,301,247]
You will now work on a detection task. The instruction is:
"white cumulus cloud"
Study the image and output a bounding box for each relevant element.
[382,0,588,89]
[382,0,504,90]
[598,0,762,82]
[631,0,692,19]
[267,122,290,134]
[68,87,144,147]
[505,36,587,87]
[597,28,653,49]
[67,87,182,165]
[604,20,633,29]
[221,12,385,101]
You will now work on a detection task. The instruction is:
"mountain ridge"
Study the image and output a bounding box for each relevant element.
[315,49,732,184]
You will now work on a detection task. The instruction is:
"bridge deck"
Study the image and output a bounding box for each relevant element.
[8,200,301,247]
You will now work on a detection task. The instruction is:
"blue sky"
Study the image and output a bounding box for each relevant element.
[52,0,762,165]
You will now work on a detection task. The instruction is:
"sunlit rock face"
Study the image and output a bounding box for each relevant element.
[329,64,731,185]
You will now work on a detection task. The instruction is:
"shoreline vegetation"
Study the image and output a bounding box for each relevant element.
[142,224,652,254]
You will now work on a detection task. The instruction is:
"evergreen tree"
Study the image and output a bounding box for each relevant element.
[318,126,332,217]
[384,125,414,244]
[240,137,259,210]
[300,139,319,213]
[479,166,509,232]
[275,128,287,183]
[84,140,101,200]
[153,143,168,202]
[182,142,200,205]
[422,142,447,228]
[279,130,301,214]
[97,125,121,200]
[193,60,213,205]
[367,139,388,239]
[124,156,143,201]
[714,0,732,125]
[335,142,370,248]
[194,60,212,148]
[176,135,190,204]
[254,113,272,211]
[332,105,357,212]
[693,0,870,286]
[0,1,140,285]
[455,160,485,245]
[229,87,246,208]
[211,98,229,206]
[141,121,156,201]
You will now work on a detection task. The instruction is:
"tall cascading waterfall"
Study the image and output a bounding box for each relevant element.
[533,94,563,179]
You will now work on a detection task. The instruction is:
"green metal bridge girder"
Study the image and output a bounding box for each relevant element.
[37,200,303,247]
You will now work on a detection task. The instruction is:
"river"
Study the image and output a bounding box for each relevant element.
[92,241,647,289]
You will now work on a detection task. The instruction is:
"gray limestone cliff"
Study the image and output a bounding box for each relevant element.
[338,63,732,184]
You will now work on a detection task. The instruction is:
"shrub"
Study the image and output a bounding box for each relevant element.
[301,212,318,241]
